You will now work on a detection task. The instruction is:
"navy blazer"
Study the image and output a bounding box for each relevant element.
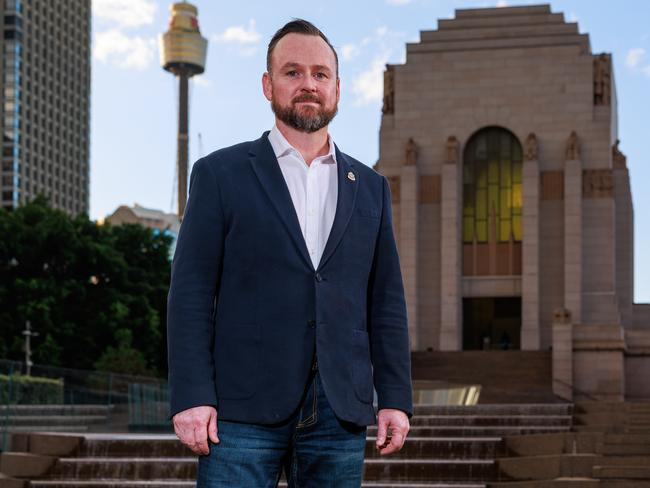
[167,132,413,426]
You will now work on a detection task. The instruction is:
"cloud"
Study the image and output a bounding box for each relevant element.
[94,29,156,71]
[93,0,157,29]
[626,48,646,68]
[192,76,212,87]
[643,65,650,78]
[342,43,360,61]
[352,54,390,106]
[386,0,411,4]
[213,19,260,44]
[496,0,508,6]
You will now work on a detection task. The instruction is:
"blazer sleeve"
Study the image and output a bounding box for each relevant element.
[167,157,225,419]
[367,175,414,418]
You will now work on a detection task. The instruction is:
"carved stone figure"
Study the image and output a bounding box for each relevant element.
[405,138,418,166]
[566,131,580,161]
[583,169,614,198]
[612,139,627,168]
[382,64,395,114]
[594,53,611,106]
[524,133,538,161]
[445,136,459,164]
[553,307,572,325]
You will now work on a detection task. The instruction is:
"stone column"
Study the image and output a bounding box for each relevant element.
[521,133,541,350]
[552,307,573,401]
[400,138,419,350]
[564,131,582,324]
[440,136,462,350]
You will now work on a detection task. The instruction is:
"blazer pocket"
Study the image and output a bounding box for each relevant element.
[214,323,260,399]
[350,329,374,404]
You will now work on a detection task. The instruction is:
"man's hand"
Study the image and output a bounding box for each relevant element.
[172,405,220,455]
[375,408,410,456]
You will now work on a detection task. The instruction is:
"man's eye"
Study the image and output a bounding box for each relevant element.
[287,70,299,77]
[315,72,327,80]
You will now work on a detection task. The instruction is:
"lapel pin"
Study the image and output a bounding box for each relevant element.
[347,171,356,181]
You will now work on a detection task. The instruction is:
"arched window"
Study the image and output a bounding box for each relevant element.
[463,127,523,275]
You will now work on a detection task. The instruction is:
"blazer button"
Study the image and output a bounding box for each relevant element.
[315,273,323,282]
[307,320,316,329]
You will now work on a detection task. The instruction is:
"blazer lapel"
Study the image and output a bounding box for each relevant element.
[249,132,314,271]
[318,146,358,271]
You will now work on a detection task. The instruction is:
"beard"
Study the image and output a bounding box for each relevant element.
[271,92,338,133]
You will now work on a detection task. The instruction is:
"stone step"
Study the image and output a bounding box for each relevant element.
[3,415,108,426]
[454,5,552,18]
[0,425,89,433]
[599,481,650,488]
[0,405,113,416]
[593,465,650,479]
[574,402,650,414]
[72,434,505,459]
[46,457,498,482]
[369,425,570,437]
[573,425,650,435]
[30,481,488,488]
[363,458,498,482]
[409,415,571,427]
[412,404,572,416]
[497,453,600,480]
[595,456,650,465]
[437,13,565,31]
[420,23,578,43]
[406,34,589,54]
[489,480,600,488]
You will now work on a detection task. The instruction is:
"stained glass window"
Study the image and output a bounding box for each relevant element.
[463,127,523,243]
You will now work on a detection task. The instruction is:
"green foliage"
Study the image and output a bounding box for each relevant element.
[94,328,153,376]
[0,373,64,404]
[0,196,173,376]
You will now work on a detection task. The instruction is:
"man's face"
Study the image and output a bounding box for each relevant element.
[262,33,340,133]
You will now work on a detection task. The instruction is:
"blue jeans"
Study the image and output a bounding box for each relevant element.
[197,366,367,487]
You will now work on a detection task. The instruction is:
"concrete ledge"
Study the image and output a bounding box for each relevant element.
[497,454,600,480]
[0,473,25,488]
[503,433,603,457]
[28,433,83,456]
[0,452,55,477]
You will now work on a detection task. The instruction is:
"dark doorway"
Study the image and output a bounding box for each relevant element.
[463,297,521,350]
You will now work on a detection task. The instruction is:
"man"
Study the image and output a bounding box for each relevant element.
[167,19,413,487]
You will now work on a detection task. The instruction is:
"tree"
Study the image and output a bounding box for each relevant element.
[0,196,173,377]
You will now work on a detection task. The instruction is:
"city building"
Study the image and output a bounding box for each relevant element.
[378,5,650,400]
[0,0,91,215]
[106,203,181,256]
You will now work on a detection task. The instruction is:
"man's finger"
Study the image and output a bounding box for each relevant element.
[376,417,388,446]
[378,428,405,456]
[194,425,209,455]
[208,409,220,444]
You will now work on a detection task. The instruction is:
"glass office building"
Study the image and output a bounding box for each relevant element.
[1,0,90,215]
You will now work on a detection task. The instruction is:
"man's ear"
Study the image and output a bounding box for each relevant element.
[262,72,273,102]
[336,77,340,103]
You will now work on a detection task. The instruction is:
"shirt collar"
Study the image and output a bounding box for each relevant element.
[268,125,337,164]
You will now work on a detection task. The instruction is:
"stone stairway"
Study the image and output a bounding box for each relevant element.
[489,402,650,487]
[0,406,114,434]
[0,404,574,487]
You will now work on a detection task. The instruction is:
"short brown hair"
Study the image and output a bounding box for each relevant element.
[266,19,339,77]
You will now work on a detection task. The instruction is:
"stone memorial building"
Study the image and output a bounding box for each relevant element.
[376,4,650,401]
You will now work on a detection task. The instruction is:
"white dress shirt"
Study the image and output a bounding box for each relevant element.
[268,125,338,270]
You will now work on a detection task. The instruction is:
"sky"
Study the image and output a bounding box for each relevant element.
[90,0,650,303]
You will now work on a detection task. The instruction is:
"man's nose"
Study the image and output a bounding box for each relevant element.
[299,73,317,91]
